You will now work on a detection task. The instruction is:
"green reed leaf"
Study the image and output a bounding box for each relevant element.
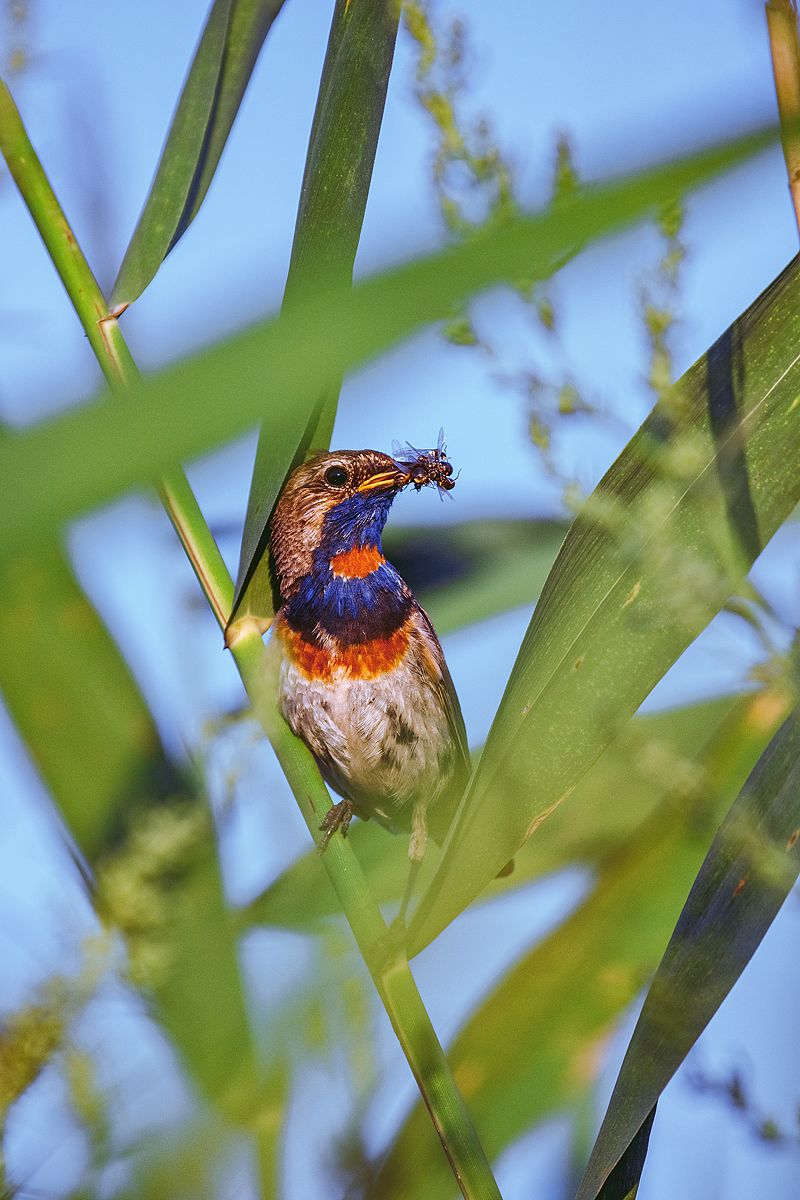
[110,0,285,310]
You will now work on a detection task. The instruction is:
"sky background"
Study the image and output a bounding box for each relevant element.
[2,1,800,1197]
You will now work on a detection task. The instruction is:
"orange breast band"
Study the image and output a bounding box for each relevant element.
[329,544,385,579]
[277,616,409,681]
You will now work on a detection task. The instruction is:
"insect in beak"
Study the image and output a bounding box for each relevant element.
[355,433,458,497]
[391,429,458,496]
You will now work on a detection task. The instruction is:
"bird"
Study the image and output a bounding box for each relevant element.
[268,446,470,876]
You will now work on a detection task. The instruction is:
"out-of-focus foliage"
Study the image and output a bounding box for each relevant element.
[0,998,63,1125]
[2,0,30,75]
[1,997,61,1188]
[0,542,180,859]
[641,200,687,404]
[95,793,265,1121]
[405,1,516,243]
[0,495,261,1123]
[385,517,569,635]
[405,0,597,485]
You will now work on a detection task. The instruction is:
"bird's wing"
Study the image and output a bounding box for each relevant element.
[414,607,472,840]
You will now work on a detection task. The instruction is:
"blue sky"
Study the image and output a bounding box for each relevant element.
[2,1,800,1197]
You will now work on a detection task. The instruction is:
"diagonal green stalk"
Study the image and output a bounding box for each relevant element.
[0,79,501,1200]
[0,87,232,627]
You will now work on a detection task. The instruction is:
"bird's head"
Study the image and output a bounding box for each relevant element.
[269,449,410,601]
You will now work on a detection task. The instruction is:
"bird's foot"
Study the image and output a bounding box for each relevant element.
[318,799,355,854]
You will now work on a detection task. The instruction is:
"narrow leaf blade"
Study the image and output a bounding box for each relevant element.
[576,703,800,1200]
[110,0,285,310]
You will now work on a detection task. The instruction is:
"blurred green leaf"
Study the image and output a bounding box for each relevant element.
[0,125,774,558]
[0,543,261,1122]
[123,1069,285,1200]
[110,0,285,310]
[130,1119,233,1200]
[0,546,181,859]
[242,695,738,931]
[385,518,569,636]
[0,995,64,1125]
[409,252,800,955]
[231,0,401,626]
[576,702,800,1200]
[371,692,786,1200]
[149,850,263,1115]
[95,791,268,1122]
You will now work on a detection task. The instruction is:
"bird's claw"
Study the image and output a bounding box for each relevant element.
[318,799,355,854]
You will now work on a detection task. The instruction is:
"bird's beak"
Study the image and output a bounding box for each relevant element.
[356,464,410,494]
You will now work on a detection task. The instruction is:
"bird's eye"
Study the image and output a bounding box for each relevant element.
[324,464,349,488]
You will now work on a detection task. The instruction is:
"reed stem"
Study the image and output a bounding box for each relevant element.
[766,0,800,233]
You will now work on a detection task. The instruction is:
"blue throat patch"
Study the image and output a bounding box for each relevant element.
[319,490,395,555]
[285,491,411,645]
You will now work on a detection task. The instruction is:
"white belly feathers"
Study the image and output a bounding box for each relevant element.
[277,651,455,830]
